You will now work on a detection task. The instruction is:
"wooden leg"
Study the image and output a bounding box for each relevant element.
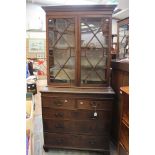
[43,145,49,152]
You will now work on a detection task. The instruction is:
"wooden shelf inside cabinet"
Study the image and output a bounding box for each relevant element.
[81,47,108,50]
[118,86,129,155]
[48,27,75,33]
[49,47,75,50]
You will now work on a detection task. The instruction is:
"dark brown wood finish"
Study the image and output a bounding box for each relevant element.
[111,60,129,145]
[44,132,110,151]
[41,5,116,153]
[41,87,115,153]
[42,108,112,121]
[118,86,129,155]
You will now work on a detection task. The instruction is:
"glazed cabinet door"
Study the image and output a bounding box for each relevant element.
[117,18,129,59]
[47,16,77,86]
[80,16,111,86]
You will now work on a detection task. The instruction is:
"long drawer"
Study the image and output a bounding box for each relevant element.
[42,108,112,120]
[44,132,109,150]
[43,119,110,135]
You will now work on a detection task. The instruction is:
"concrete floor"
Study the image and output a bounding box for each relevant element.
[32,79,117,155]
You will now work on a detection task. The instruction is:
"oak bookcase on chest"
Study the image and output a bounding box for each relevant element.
[41,5,116,154]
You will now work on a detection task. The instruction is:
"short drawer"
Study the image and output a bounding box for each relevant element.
[77,100,113,110]
[42,97,76,109]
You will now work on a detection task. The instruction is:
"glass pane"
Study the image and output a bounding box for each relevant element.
[48,18,75,84]
[119,24,129,59]
[80,17,109,84]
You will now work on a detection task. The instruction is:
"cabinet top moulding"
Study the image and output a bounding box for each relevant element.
[42,5,116,13]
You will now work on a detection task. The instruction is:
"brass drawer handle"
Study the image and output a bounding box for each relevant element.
[80,101,83,105]
[56,139,63,144]
[54,113,64,117]
[90,101,97,108]
[89,140,96,145]
[64,100,68,103]
[54,101,63,106]
[55,113,58,117]
[59,112,64,117]
[91,116,98,120]
[55,124,64,129]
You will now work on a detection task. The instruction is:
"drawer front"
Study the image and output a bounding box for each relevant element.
[42,97,75,109]
[42,108,76,120]
[44,133,75,147]
[77,100,113,110]
[43,119,76,133]
[78,135,109,150]
[43,119,110,135]
[75,120,111,135]
[76,110,112,121]
[42,108,112,121]
[44,132,109,150]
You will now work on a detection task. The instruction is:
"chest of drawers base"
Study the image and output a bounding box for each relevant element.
[41,87,115,154]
